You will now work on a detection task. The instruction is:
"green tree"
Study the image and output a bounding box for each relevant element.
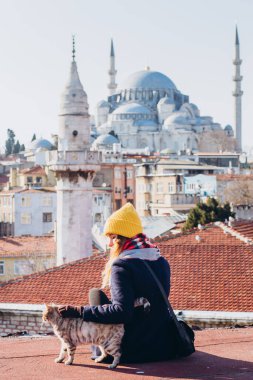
[5,129,16,156]
[20,144,25,152]
[13,140,21,154]
[183,197,235,231]
[31,133,36,141]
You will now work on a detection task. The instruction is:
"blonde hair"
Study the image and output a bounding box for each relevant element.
[101,235,127,288]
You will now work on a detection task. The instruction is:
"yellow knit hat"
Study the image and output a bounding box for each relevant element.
[103,203,143,238]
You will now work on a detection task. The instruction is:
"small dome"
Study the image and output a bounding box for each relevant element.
[224,124,234,137]
[112,102,152,115]
[36,147,47,153]
[29,138,54,151]
[97,100,110,108]
[165,112,188,125]
[157,96,174,106]
[92,133,119,148]
[180,103,200,118]
[120,70,177,91]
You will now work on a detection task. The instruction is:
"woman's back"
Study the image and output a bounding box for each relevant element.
[111,254,175,363]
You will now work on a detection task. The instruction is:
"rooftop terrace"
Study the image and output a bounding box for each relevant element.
[1,327,253,380]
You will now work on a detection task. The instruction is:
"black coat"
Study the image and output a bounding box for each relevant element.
[82,250,177,363]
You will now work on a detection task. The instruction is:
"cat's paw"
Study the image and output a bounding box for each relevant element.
[108,363,117,369]
[55,357,64,363]
[95,355,106,363]
[65,359,73,365]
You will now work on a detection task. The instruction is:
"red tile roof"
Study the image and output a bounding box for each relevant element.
[0,224,253,312]
[20,166,46,176]
[230,220,253,241]
[0,236,55,257]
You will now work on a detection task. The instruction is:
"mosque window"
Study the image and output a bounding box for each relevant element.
[72,93,76,97]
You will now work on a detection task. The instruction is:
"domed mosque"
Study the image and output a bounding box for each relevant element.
[93,40,235,153]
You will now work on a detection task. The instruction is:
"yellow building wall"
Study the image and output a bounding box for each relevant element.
[0,255,55,282]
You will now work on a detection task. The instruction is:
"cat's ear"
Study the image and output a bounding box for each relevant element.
[44,303,50,310]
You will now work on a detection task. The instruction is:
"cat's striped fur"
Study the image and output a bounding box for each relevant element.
[42,297,150,369]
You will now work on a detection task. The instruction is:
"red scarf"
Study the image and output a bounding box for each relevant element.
[121,233,157,252]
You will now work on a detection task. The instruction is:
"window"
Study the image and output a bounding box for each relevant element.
[126,170,133,179]
[36,177,42,184]
[27,176,33,184]
[95,213,102,223]
[168,182,174,193]
[114,168,121,179]
[21,213,31,224]
[156,183,163,193]
[21,196,31,207]
[43,213,52,222]
[115,199,122,210]
[42,196,52,206]
[14,260,33,275]
[0,261,4,275]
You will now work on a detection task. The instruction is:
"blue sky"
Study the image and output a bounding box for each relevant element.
[0,0,252,151]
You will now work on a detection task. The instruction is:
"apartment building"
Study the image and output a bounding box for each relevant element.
[135,159,218,216]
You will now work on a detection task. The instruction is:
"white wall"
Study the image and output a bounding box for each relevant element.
[14,192,56,236]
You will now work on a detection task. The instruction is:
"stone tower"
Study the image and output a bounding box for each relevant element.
[107,39,117,96]
[50,38,101,265]
[233,26,243,152]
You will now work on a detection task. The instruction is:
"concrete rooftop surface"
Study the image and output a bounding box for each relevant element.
[1,327,253,380]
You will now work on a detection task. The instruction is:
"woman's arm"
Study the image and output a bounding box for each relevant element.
[81,261,135,324]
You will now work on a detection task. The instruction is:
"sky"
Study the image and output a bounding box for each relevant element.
[0,0,252,152]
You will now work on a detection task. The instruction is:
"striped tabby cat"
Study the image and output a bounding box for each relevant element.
[42,297,150,369]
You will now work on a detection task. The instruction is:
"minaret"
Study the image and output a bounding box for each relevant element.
[233,26,243,152]
[107,39,117,96]
[50,37,101,265]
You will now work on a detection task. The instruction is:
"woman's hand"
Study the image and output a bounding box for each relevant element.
[58,305,83,318]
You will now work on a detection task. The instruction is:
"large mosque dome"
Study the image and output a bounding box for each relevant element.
[112,102,152,115]
[120,70,177,91]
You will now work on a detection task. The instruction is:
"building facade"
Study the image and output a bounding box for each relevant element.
[0,188,56,236]
[135,159,218,216]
